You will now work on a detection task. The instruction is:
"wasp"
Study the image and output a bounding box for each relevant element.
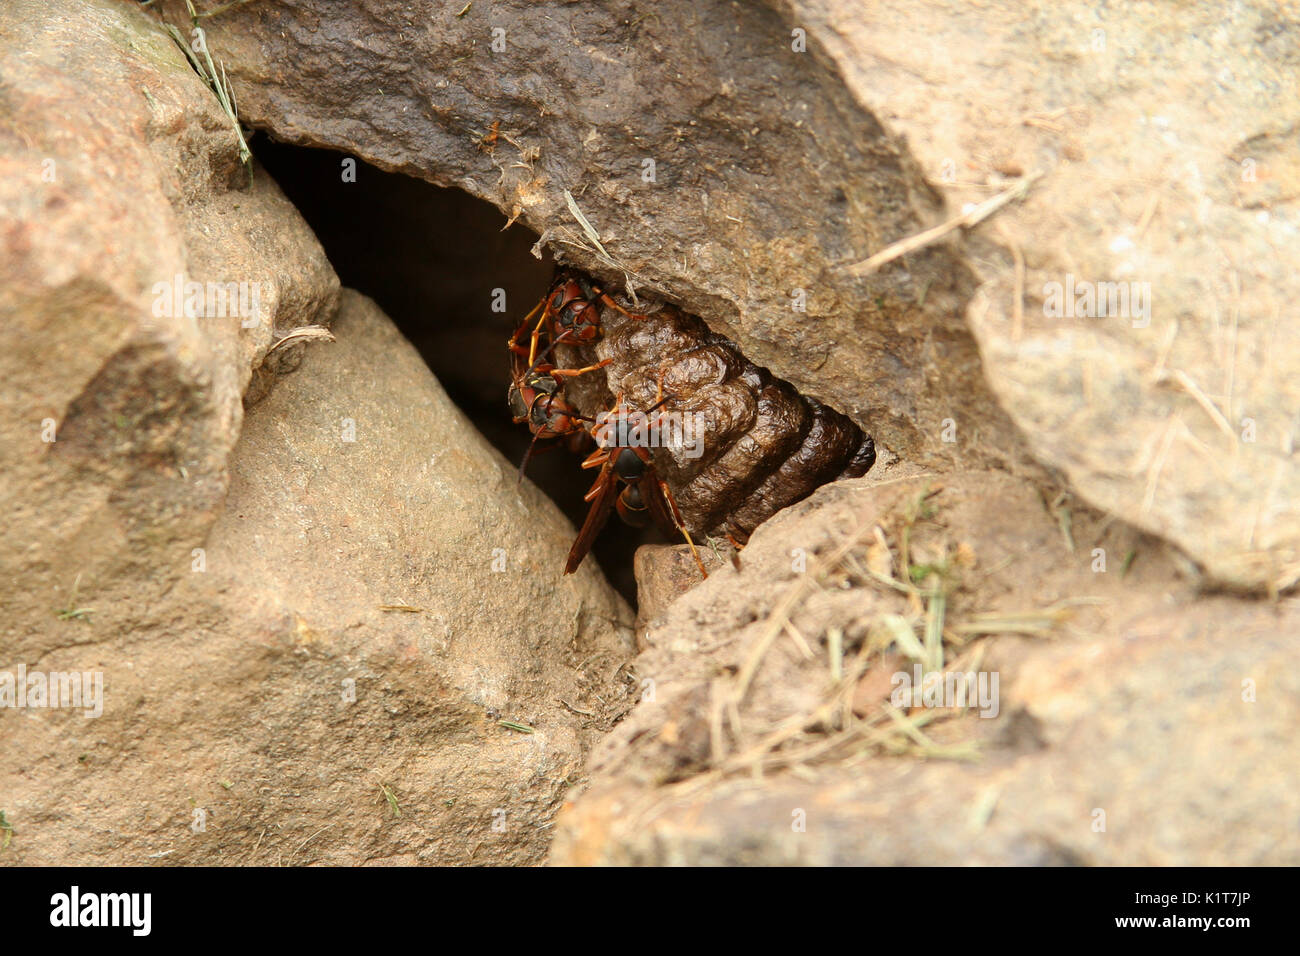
[506,299,608,474]
[565,393,707,577]
[507,279,705,572]
[543,275,605,345]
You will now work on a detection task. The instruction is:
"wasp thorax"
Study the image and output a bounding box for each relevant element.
[594,408,654,449]
[560,302,600,341]
[614,446,646,480]
[527,371,559,395]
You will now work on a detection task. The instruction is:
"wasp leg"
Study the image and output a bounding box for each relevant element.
[659,478,708,579]
[724,532,744,570]
[528,295,558,367]
[595,290,642,322]
[509,298,546,352]
[549,357,612,379]
[579,447,611,472]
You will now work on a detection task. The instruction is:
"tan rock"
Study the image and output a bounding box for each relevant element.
[0,0,634,866]
[1,291,634,865]
[791,0,1300,590]
[169,0,1300,589]
[0,0,338,659]
[551,472,1299,864]
[153,0,1026,475]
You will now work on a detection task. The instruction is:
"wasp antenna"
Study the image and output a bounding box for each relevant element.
[525,330,580,375]
[517,428,545,484]
[646,392,677,414]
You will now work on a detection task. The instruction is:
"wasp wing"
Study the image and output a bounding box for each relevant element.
[564,462,619,574]
[643,475,686,538]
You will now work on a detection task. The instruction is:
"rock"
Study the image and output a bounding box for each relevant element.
[161,0,1300,590]
[6,0,1294,869]
[632,543,734,640]
[550,472,1300,864]
[152,0,1025,476]
[0,0,339,661]
[789,0,1300,590]
[1,291,635,865]
[0,0,634,865]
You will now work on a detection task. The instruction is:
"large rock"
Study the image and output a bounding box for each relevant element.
[164,0,1300,590]
[0,0,634,865]
[550,473,1300,865]
[1,291,635,865]
[0,0,338,655]
[154,0,1023,474]
[790,0,1300,592]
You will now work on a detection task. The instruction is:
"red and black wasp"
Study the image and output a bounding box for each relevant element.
[507,274,707,575]
[506,271,649,464]
[506,297,608,475]
[564,391,707,577]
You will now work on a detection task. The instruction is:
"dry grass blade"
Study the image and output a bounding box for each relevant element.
[267,325,336,356]
[163,15,251,175]
[555,192,647,303]
[923,587,945,673]
[732,518,877,706]
[877,613,924,661]
[846,173,1042,276]
[949,598,1099,636]
[1171,369,1236,442]
[563,190,612,261]
[827,626,844,683]
[879,704,980,760]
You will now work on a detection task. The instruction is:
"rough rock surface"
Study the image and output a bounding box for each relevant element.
[792,0,1300,591]
[167,0,1300,589]
[0,0,634,866]
[1,0,338,655]
[2,291,635,866]
[5,0,1295,869]
[155,0,1017,474]
[550,472,1299,865]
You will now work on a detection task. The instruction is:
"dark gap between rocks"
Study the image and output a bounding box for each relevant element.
[253,134,658,605]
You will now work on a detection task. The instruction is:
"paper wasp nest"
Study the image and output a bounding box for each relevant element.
[555,280,876,542]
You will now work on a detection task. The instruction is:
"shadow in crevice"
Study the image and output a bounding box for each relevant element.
[252,133,649,604]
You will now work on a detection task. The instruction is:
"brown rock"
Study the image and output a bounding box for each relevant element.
[0,0,634,866]
[632,543,733,639]
[152,0,1023,476]
[0,0,339,663]
[790,0,1300,590]
[165,0,1300,589]
[552,471,1299,864]
[1,291,635,865]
